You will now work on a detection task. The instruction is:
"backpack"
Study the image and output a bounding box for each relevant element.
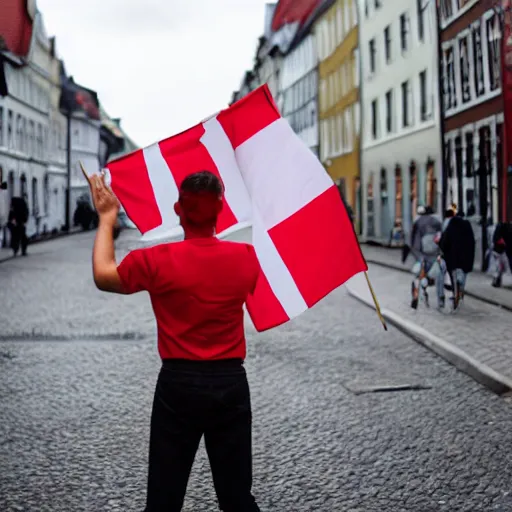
[420,230,440,256]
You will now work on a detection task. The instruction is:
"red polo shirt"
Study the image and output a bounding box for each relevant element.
[117,238,260,360]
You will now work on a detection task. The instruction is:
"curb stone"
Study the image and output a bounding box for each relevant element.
[346,282,512,396]
[0,228,85,264]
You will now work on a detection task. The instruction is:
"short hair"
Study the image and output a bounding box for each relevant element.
[180,171,223,197]
[444,209,455,219]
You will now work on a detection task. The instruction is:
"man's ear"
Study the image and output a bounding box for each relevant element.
[174,201,181,216]
[216,199,223,215]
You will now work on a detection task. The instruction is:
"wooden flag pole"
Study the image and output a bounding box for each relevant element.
[364,271,388,331]
[79,161,91,185]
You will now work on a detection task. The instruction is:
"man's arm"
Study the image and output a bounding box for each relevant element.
[88,173,125,294]
[93,219,125,293]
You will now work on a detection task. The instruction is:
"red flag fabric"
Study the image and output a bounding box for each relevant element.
[106,85,368,331]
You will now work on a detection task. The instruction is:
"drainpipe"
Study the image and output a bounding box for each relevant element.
[65,109,71,231]
[357,3,364,236]
[434,1,448,214]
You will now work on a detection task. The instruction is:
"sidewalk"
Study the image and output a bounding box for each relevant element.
[0,228,83,263]
[361,244,512,311]
[346,267,512,395]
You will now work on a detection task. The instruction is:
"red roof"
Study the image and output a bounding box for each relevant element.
[271,0,321,32]
[0,0,33,57]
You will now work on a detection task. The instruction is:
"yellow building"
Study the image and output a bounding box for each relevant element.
[315,0,360,227]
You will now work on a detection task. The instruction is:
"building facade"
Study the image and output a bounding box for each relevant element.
[439,0,504,230]
[45,37,68,234]
[0,6,63,241]
[360,0,442,243]
[281,34,319,155]
[316,0,361,227]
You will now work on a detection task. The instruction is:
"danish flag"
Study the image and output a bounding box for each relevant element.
[106,85,367,331]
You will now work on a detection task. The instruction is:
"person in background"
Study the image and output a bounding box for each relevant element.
[7,197,29,257]
[0,168,9,247]
[409,205,443,309]
[490,222,512,288]
[438,210,475,310]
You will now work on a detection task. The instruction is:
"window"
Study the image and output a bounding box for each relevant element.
[354,101,361,136]
[354,48,360,87]
[440,0,453,23]
[32,177,39,218]
[369,38,376,73]
[22,118,27,153]
[20,173,27,200]
[7,110,13,148]
[459,35,471,103]
[329,17,336,53]
[472,21,485,97]
[320,79,327,112]
[365,0,369,18]
[400,13,410,52]
[37,124,43,158]
[329,73,335,107]
[443,45,457,110]
[417,0,425,41]
[16,114,22,151]
[335,114,342,154]
[28,120,35,155]
[338,113,345,152]
[337,7,343,42]
[344,0,350,34]
[384,26,392,63]
[330,117,337,156]
[371,99,379,139]
[419,70,428,121]
[401,80,411,127]
[385,89,394,133]
[345,108,353,152]
[44,174,50,215]
[487,14,501,91]
[465,132,474,177]
[320,121,327,161]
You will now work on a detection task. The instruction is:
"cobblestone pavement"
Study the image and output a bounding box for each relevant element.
[349,262,512,385]
[361,244,512,310]
[1,230,512,511]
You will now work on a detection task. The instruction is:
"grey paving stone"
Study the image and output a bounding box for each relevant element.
[1,230,512,511]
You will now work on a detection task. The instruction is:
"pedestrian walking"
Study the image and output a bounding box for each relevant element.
[438,210,475,310]
[87,170,261,512]
[7,197,29,257]
[488,222,512,288]
[409,205,443,310]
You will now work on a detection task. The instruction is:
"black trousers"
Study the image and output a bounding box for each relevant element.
[144,358,260,512]
[9,223,27,255]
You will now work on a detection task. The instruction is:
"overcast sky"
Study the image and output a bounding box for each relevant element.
[37,0,269,148]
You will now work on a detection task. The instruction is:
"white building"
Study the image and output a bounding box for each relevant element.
[68,112,101,216]
[360,0,442,242]
[0,9,66,241]
[280,33,319,156]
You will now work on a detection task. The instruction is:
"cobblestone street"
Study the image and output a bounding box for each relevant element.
[1,231,512,511]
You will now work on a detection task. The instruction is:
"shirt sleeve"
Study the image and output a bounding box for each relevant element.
[117,248,155,294]
[246,244,261,295]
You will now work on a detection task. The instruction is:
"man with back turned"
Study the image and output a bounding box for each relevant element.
[87,170,261,512]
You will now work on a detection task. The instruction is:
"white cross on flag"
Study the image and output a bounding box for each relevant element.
[106,85,368,331]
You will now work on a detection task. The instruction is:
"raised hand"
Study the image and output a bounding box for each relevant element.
[89,172,120,226]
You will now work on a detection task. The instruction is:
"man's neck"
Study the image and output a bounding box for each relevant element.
[183,227,215,240]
